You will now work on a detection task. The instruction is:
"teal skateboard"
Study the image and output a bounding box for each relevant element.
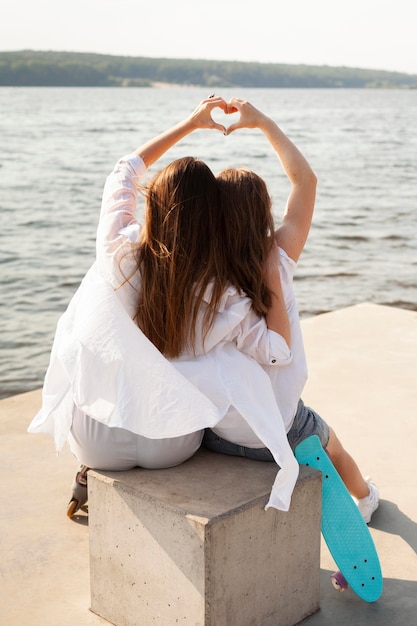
[295,435,383,602]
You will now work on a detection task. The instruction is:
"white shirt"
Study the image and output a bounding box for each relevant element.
[208,247,308,446]
[28,154,304,512]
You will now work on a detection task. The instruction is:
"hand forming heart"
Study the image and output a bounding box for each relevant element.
[210,106,241,134]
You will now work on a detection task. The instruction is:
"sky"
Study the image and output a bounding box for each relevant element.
[2,0,417,75]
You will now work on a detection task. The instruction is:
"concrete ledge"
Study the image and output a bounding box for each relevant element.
[2,303,416,626]
[89,450,322,626]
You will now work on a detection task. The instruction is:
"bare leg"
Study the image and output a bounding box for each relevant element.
[326,427,369,499]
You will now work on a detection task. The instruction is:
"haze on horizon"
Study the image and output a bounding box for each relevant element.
[2,0,416,75]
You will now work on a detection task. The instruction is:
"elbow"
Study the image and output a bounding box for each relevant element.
[308,168,318,188]
[295,167,317,193]
[268,330,293,366]
[270,349,293,367]
[306,169,317,203]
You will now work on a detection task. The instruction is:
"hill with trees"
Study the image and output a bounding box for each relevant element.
[1,50,416,88]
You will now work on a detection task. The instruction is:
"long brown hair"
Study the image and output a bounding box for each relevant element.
[216,167,275,317]
[134,157,228,357]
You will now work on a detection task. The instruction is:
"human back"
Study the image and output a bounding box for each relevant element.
[215,165,309,431]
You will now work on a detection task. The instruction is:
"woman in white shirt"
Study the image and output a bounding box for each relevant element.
[202,97,379,524]
[29,96,300,517]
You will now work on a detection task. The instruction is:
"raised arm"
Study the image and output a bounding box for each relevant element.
[135,96,229,168]
[264,242,291,346]
[226,98,317,262]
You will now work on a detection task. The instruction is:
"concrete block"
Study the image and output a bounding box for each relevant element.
[89,449,321,626]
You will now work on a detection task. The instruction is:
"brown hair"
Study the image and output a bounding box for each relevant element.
[134,157,228,357]
[216,167,275,316]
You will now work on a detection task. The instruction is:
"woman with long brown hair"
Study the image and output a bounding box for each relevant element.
[203,97,379,524]
[29,96,297,517]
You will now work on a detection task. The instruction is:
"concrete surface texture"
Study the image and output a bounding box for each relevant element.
[1,302,416,625]
[88,454,321,626]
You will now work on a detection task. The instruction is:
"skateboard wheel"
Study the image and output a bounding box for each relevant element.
[67,498,79,518]
[331,571,349,592]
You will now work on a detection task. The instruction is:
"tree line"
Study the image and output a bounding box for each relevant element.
[1,50,416,88]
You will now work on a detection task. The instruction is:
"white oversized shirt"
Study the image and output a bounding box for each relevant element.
[28,154,304,511]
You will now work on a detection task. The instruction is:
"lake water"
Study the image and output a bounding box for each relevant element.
[1,87,416,399]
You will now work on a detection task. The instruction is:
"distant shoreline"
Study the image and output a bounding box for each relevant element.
[1,50,416,89]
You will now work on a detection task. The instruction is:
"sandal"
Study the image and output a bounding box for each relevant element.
[67,465,89,518]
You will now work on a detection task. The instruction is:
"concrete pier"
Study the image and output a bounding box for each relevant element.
[1,303,417,625]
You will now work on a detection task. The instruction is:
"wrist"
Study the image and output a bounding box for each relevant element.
[258,114,275,132]
[182,115,198,131]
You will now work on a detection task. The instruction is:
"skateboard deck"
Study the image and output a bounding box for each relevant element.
[295,435,383,602]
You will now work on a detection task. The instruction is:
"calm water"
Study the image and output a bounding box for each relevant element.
[1,87,416,399]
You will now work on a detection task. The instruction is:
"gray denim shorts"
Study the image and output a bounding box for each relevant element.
[202,399,330,462]
[286,399,330,451]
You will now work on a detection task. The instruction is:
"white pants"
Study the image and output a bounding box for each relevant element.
[68,409,203,470]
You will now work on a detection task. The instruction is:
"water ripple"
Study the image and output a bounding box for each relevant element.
[1,86,416,399]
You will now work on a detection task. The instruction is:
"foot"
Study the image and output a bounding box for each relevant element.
[67,465,89,518]
[357,480,379,524]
